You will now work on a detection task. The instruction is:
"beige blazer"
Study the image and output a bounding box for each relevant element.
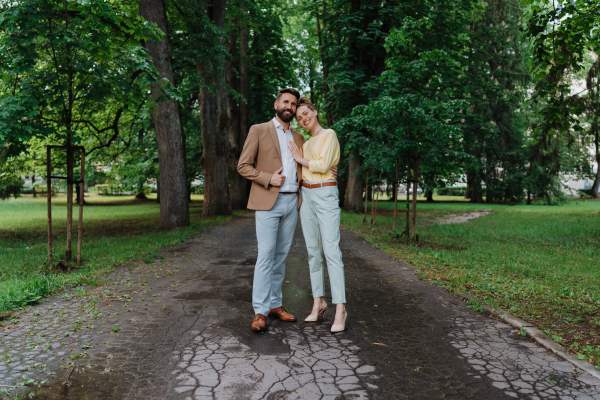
[237,120,305,211]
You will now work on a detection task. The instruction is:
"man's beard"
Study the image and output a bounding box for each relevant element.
[276,108,294,123]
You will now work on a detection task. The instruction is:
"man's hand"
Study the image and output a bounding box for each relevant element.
[331,166,338,179]
[270,167,286,187]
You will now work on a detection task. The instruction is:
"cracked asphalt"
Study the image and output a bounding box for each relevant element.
[2,213,600,399]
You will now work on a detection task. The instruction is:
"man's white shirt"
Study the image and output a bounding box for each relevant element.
[272,117,298,192]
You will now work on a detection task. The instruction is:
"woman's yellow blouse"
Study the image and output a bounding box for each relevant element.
[301,129,340,183]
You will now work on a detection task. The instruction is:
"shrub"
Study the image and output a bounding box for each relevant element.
[0,173,23,200]
[437,186,467,196]
[191,185,204,194]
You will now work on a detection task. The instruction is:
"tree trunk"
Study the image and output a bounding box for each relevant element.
[32,172,36,197]
[156,178,160,204]
[66,146,73,262]
[411,158,419,241]
[238,5,251,200]
[345,151,364,212]
[468,168,484,203]
[75,183,82,204]
[198,0,232,218]
[226,20,245,210]
[337,170,347,208]
[140,0,190,229]
[486,184,494,203]
[592,148,600,198]
[425,189,433,202]
[470,178,484,203]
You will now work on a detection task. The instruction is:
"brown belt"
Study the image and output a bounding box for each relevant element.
[279,191,297,195]
[302,181,337,189]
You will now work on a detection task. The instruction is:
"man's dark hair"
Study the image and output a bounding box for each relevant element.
[276,88,300,102]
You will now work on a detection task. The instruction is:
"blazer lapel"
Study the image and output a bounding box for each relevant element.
[267,121,282,160]
[292,129,304,149]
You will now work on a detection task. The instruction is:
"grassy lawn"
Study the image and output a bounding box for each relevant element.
[341,196,600,366]
[0,193,232,313]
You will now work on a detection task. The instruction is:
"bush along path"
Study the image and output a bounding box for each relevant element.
[1,213,599,399]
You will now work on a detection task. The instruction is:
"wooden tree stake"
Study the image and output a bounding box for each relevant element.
[393,159,399,235]
[372,171,382,225]
[66,147,73,262]
[363,171,369,223]
[47,147,52,263]
[405,159,410,240]
[370,172,377,224]
[77,149,85,265]
[411,157,420,241]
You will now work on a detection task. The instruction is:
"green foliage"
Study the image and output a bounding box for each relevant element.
[525,0,600,134]
[465,0,532,203]
[523,0,600,194]
[0,0,160,145]
[0,173,23,200]
[308,0,398,123]
[248,0,300,123]
[338,0,477,193]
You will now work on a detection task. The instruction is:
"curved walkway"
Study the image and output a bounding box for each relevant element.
[1,213,599,399]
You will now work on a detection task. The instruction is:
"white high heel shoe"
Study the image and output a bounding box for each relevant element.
[304,302,328,322]
[331,310,347,333]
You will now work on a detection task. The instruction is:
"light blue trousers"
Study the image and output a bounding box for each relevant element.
[299,183,346,304]
[253,193,298,316]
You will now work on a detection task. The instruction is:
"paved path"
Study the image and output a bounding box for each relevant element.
[2,213,600,399]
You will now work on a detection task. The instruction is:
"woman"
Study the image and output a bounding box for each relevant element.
[287,97,347,333]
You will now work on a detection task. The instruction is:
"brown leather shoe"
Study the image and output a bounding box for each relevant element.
[251,314,267,332]
[268,306,297,322]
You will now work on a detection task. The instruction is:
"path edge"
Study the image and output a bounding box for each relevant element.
[459,293,600,381]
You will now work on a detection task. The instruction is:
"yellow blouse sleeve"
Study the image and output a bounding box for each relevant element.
[308,130,340,174]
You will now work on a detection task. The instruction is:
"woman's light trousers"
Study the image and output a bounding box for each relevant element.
[299,183,346,304]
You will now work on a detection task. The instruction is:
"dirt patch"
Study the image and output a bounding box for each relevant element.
[437,210,492,225]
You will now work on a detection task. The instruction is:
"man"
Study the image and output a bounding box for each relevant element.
[237,88,335,332]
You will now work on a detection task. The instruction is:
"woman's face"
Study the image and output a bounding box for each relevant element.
[296,106,318,131]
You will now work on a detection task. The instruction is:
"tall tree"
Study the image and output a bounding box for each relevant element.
[464,0,531,203]
[311,0,397,212]
[226,2,251,210]
[198,0,232,217]
[140,0,190,229]
[0,0,159,256]
[524,0,600,200]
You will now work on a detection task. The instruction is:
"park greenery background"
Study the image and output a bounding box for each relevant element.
[0,0,599,366]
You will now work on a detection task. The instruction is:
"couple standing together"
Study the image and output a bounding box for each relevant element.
[237,88,347,333]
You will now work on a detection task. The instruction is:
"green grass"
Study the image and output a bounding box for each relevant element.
[342,196,600,366]
[0,193,232,313]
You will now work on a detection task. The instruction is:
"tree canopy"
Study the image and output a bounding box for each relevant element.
[0,0,598,227]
